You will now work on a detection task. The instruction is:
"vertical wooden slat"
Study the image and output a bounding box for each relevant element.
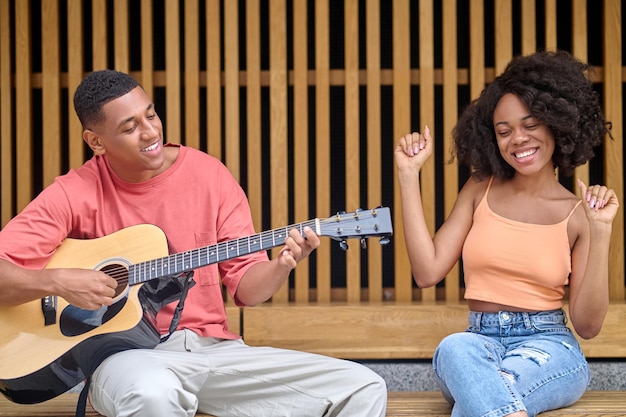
[206,0,222,159]
[544,0,557,51]
[494,0,512,75]
[393,0,412,302]
[315,0,332,302]
[546,0,560,178]
[92,0,107,70]
[224,0,239,178]
[344,0,360,302]
[15,0,32,213]
[467,0,485,303]
[269,0,289,303]
[293,0,310,303]
[114,0,129,71]
[418,0,436,302]
[67,0,84,169]
[184,0,200,149]
[222,0,237,306]
[520,0,536,55]
[469,0,485,101]
[366,0,383,302]
[0,0,12,225]
[571,0,588,59]
[246,0,262,231]
[42,0,61,188]
[140,0,154,96]
[572,0,590,189]
[442,0,459,302]
[603,0,624,301]
[165,0,181,143]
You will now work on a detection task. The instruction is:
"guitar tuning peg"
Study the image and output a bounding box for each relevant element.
[379,236,390,246]
[360,238,367,249]
[339,240,349,251]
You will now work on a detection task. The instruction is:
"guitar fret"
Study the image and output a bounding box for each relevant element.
[219,242,228,260]
[160,256,166,275]
[183,251,191,270]
[199,247,207,268]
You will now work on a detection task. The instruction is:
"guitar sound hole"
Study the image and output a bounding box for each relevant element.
[59,263,130,337]
[100,263,129,298]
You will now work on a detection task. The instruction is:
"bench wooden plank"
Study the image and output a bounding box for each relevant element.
[2,391,625,416]
[386,391,626,416]
[242,302,626,359]
[242,302,469,359]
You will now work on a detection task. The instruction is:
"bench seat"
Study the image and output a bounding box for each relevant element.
[241,301,626,359]
[2,391,626,416]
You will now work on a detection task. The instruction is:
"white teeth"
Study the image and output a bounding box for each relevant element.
[142,143,158,152]
[515,149,536,158]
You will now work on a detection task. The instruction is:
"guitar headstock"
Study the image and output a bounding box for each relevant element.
[318,207,393,248]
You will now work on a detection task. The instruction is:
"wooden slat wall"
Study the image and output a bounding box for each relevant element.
[14,1,32,213]
[392,0,411,302]
[442,0,459,302]
[604,0,625,301]
[269,0,289,302]
[366,0,382,302]
[293,0,310,303]
[573,1,590,198]
[67,0,84,169]
[314,0,331,302]
[419,0,436,303]
[0,0,12,226]
[344,0,360,302]
[0,0,624,303]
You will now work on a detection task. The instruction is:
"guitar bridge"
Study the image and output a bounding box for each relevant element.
[41,295,57,325]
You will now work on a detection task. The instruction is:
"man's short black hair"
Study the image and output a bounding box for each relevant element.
[73,70,141,130]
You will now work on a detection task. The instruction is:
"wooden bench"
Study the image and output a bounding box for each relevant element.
[3,302,625,416]
[240,301,626,359]
[3,391,626,416]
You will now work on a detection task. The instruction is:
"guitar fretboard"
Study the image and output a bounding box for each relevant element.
[128,219,319,285]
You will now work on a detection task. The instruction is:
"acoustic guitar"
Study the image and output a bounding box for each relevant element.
[0,207,392,404]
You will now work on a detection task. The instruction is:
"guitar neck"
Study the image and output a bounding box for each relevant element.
[127,206,393,286]
[128,219,319,285]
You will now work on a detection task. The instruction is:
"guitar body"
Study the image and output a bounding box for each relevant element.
[0,225,187,404]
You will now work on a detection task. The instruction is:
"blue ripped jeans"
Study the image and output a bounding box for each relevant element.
[432,310,589,417]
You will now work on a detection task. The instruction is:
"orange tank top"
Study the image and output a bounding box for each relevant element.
[462,177,581,311]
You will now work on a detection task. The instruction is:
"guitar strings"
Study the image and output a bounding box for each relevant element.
[90,214,377,286]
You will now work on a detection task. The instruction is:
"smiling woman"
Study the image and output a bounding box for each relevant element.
[395,50,619,417]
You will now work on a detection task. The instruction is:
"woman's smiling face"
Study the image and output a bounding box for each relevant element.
[493,93,556,176]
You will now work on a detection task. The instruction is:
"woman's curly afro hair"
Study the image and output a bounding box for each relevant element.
[452,50,608,179]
